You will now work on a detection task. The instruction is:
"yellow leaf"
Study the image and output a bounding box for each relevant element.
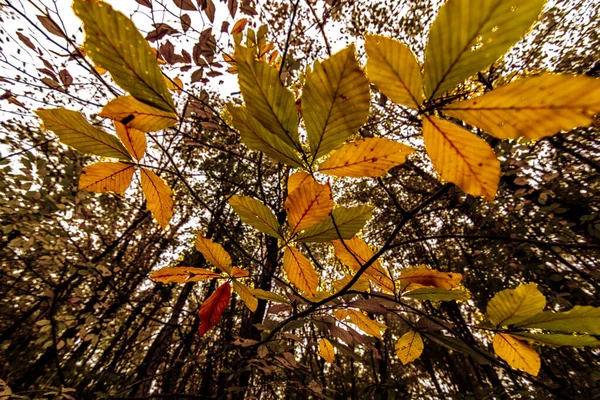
[231,267,250,278]
[288,171,314,194]
[92,65,107,75]
[100,96,177,133]
[285,180,333,236]
[302,44,371,160]
[332,237,394,294]
[233,281,258,312]
[364,35,424,109]
[347,309,386,339]
[114,122,146,161]
[399,266,462,290]
[332,274,370,293]
[334,309,350,321]
[195,235,232,274]
[150,266,221,284]
[318,338,335,363]
[78,162,135,193]
[251,288,288,304]
[228,105,303,168]
[173,77,184,94]
[35,108,132,161]
[486,283,546,327]
[423,116,500,200]
[228,195,283,239]
[235,45,300,149]
[318,138,415,178]
[231,18,248,34]
[395,330,424,364]
[493,333,540,376]
[73,0,175,112]
[442,74,600,140]
[296,205,374,243]
[140,168,174,229]
[283,246,319,297]
[423,0,546,99]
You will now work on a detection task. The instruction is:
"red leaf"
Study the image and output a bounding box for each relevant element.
[198,282,231,335]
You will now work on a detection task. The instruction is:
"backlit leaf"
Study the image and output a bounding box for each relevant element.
[302,44,370,160]
[423,116,500,200]
[442,74,600,140]
[332,274,370,293]
[228,105,303,168]
[486,283,546,327]
[235,45,299,149]
[233,281,258,312]
[512,332,600,347]
[114,122,146,161]
[318,138,415,177]
[332,237,394,294]
[403,287,469,302]
[288,171,315,194]
[73,0,175,112]
[198,282,231,335]
[100,96,177,132]
[283,246,319,297]
[346,309,386,339]
[78,162,135,193]
[296,205,374,242]
[513,306,600,334]
[365,35,424,109]
[35,108,132,160]
[318,338,335,363]
[395,330,424,364]
[195,235,232,274]
[228,195,283,239]
[285,180,333,236]
[232,18,248,34]
[493,333,540,376]
[423,0,546,99]
[251,288,288,304]
[150,266,221,283]
[140,168,174,229]
[399,266,462,290]
[231,267,250,278]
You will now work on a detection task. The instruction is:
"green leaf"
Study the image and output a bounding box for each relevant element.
[425,332,490,364]
[513,306,600,334]
[235,45,299,150]
[403,287,469,302]
[296,205,374,242]
[423,0,546,99]
[227,105,303,168]
[228,195,283,239]
[73,0,175,112]
[486,283,546,327]
[512,332,600,347]
[302,44,370,160]
[35,108,131,160]
[364,35,424,109]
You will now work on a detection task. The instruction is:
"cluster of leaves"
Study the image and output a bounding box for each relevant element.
[29,0,600,380]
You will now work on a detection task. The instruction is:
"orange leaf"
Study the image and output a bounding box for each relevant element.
[78,162,135,194]
[285,179,333,235]
[283,246,319,297]
[332,237,394,294]
[150,267,221,284]
[140,168,174,229]
[198,282,231,335]
[231,267,250,278]
[114,121,146,161]
[231,18,248,34]
[399,266,462,290]
[288,171,314,194]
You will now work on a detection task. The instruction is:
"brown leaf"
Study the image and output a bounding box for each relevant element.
[203,0,215,22]
[181,49,192,64]
[58,70,73,87]
[160,40,176,64]
[41,77,65,92]
[181,14,191,33]
[36,15,66,39]
[16,32,36,51]
[191,68,204,83]
[221,21,230,33]
[146,23,178,42]
[136,0,152,8]
[228,0,238,18]
[174,0,196,11]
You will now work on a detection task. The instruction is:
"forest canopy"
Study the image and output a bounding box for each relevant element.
[1,0,600,399]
